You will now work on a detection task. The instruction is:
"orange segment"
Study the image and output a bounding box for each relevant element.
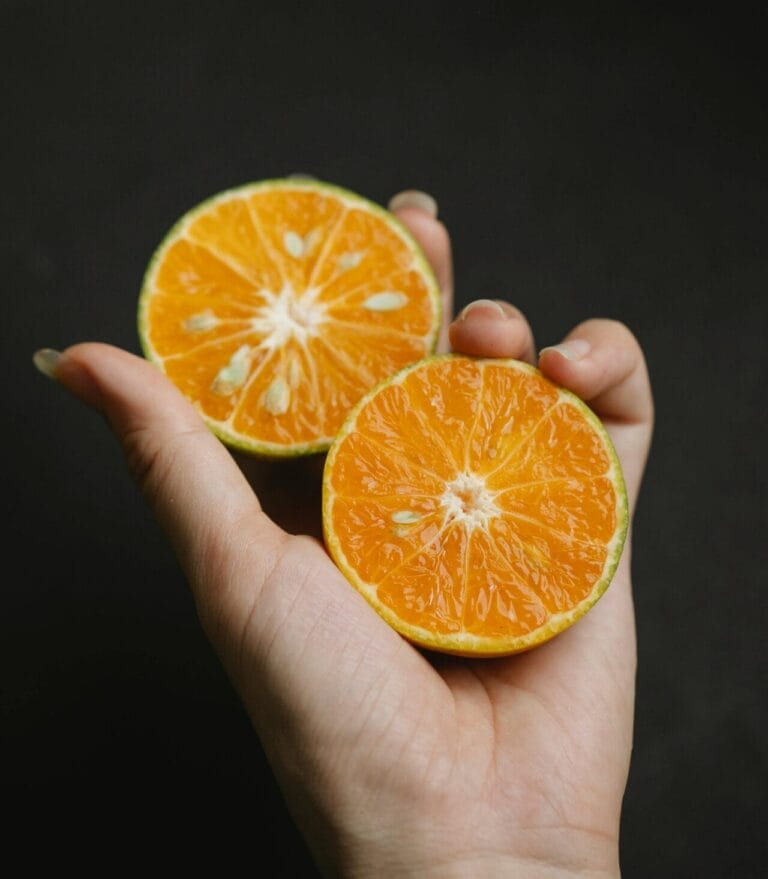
[353,380,455,481]
[400,357,483,470]
[163,340,275,424]
[495,475,618,545]
[468,362,561,475]
[323,355,628,657]
[230,339,324,446]
[328,431,445,499]
[248,188,345,290]
[311,206,416,291]
[329,495,443,585]
[145,237,270,359]
[324,267,435,336]
[319,322,430,396]
[464,530,548,637]
[377,523,469,634]
[489,516,607,614]
[138,179,440,456]
[305,335,373,441]
[486,402,612,490]
[153,238,264,306]
[185,197,282,291]
[145,294,255,361]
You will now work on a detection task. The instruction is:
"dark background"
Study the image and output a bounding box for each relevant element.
[4,1,766,875]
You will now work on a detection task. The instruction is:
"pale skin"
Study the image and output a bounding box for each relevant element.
[35,190,653,878]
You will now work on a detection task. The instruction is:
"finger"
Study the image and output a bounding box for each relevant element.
[33,343,287,622]
[448,299,537,364]
[388,190,453,353]
[538,319,653,426]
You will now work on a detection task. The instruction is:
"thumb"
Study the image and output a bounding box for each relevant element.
[33,343,287,635]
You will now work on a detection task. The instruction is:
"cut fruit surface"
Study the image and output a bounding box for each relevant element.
[322,355,628,656]
[137,179,441,456]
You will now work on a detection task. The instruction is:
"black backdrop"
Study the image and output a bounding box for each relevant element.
[4,2,767,875]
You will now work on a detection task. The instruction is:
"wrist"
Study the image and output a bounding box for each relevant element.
[328,825,620,879]
[337,852,620,879]
[414,859,618,879]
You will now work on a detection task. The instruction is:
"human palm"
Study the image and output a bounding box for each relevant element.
[39,195,652,878]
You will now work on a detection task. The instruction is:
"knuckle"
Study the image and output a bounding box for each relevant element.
[606,318,639,347]
[578,318,641,351]
[119,422,208,503]
[496,301,525,321]
[120,424,163,493]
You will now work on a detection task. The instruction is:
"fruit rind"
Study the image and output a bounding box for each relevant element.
[137,178,442,458]
[322,354,629,657]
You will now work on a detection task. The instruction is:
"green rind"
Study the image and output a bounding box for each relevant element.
[322,354,629,657]
[137,177,442,459]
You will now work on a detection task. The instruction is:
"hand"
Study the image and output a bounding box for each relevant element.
[35,189,653,878]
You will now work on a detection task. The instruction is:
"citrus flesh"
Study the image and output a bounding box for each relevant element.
[322,355,628,656]
[137,179,441,456]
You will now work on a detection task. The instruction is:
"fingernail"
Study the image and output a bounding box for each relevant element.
[388,190,438,218]
[459,299,509,321]
[33,348,63,380]
[539,339,592,361]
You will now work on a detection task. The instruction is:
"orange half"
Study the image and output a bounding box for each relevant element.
[322,355,628,656]
[137,179,441,456]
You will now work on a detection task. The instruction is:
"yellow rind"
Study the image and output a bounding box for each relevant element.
[322,354,629,657]
[137,178,442,458]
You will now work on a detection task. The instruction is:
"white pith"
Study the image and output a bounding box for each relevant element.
[439,471,501,530]
[249,283,326,349]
